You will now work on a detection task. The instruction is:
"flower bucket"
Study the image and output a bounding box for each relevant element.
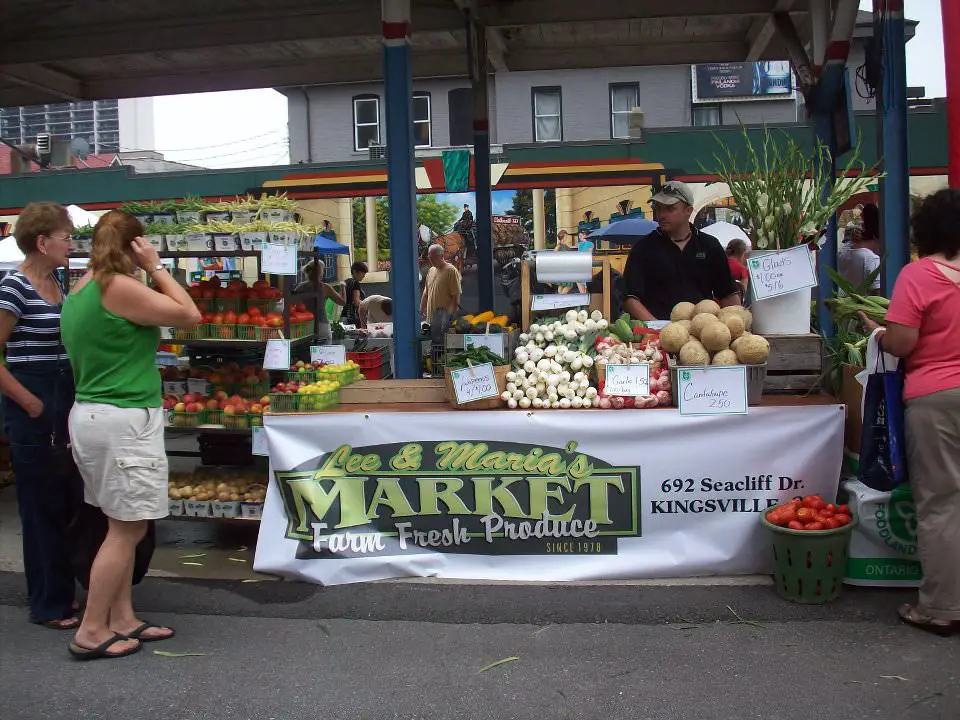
[748,248,814,335]
[751,286,812,335]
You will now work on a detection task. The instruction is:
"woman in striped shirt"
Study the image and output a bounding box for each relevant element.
[0,202,83,629]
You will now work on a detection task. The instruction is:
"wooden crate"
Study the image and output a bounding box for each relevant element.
[763,334,823,393]
[339,379,447,405]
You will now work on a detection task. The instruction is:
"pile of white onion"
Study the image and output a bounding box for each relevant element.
[502,309,605,410]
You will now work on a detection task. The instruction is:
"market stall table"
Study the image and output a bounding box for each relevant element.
[253,395,844,586]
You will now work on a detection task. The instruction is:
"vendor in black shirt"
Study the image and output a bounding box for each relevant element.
[622,181,741,321]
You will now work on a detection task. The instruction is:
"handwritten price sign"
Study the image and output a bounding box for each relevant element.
[677,366,748,416]
[464,334,505,355]
[603,364,650,397]
[747,245,817,301]
[450,363,499,405]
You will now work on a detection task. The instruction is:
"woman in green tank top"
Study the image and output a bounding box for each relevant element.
[61,210,201,661]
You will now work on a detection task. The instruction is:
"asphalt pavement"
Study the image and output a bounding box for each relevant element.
[1,572,958,720]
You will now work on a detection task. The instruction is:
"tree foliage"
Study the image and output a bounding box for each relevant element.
[505,189,557,242]
[351,195,459,261]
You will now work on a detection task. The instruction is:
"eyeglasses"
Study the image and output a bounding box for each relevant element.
[660,183,686,198]
[43,232,73,242]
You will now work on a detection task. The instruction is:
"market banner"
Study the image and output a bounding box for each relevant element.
[254,405,844,585]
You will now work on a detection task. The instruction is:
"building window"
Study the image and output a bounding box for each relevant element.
[610,83,639,139]
[532,87,562,142]
[413,92,432,147]
[353,95,381,151]
[448,88,473,146]
[692,104,722,127]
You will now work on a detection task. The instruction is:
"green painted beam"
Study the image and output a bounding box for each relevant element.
[0,161,383,213]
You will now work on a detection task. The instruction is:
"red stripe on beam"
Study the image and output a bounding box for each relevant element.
[382,21,411,39]
[825,41,851,62]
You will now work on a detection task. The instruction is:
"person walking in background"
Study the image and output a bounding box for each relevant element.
[293,258,345,344]
[839,222,882,294]
[726,238,750,299]
[0,202,83,630]
[62,210,201,660]
[420,244,461,325]
[860,189,960,637]
[342,261,368,326]
[319,220,337,243]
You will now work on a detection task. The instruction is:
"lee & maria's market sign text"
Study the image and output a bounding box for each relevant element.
[254,406,844,584]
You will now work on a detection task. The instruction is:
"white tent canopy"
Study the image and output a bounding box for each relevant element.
[0,236,88,271]
[0,204,99,270]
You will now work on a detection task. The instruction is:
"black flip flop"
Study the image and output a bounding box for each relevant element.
[68,633,141,661]
[126,622,175,643]
[898,604,959,638]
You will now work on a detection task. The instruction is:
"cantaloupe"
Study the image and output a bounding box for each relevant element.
[722,313,745,340]
[694,299,721,317]
[712,349,739,365]
[679,339,710,366]
[659,322,690,354]
[670,302,697,322]
[690,312,721,339]
[735,334,770,365]
[700,322,732,353]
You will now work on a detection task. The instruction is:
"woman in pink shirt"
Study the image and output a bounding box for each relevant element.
[862,189,960,636]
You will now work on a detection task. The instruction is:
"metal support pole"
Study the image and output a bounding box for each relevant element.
[875,0,910,294]
[382,0,419,378]
[812,109,837,338]
[943,0,960,188]
[468,16,494,310]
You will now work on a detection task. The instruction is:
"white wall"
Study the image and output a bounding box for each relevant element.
[119,97,156,151]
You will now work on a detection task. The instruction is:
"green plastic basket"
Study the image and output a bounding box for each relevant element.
[761,512,858,604]
[268,393,299,413]
[298,388,340,412]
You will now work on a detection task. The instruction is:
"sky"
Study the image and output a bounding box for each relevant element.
[151,1,946,170]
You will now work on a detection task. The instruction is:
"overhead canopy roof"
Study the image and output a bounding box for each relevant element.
[0,0,821,107]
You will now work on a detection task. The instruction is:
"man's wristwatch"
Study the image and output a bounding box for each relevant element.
[148,264,164,274]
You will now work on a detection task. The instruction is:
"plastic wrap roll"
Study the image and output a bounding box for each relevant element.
[535,251,593,283]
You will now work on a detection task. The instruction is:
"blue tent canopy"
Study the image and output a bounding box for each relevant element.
[312,233,351,255]
[586,217,658,242]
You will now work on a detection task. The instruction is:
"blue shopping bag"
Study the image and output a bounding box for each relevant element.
[859,353,908,491]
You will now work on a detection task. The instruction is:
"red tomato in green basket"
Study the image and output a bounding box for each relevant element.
[833,513,851,526]
[802,495,825,510]
[837,504,851,515]
[822,517,841,530]
[787,521,804,531]
[805,522,825,531]
[795,507,818,524]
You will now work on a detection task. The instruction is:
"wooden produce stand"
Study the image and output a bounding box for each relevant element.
[520,252,621,331]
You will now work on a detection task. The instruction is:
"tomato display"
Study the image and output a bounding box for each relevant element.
[765,495,853,531]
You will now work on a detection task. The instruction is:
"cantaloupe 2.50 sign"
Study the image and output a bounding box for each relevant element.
[274,440,639,558]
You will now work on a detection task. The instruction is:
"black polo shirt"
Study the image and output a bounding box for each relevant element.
[622,227,737,320]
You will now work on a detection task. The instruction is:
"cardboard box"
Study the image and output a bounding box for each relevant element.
[240,232,268,251]
[841,363,865,455]
[183,500,212,517]
[240,502,263,519]
[212,501,241,518]
[213,233,239,252]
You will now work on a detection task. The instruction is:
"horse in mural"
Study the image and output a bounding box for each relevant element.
[418,232,467,283]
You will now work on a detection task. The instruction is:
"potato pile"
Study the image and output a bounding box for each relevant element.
[660,300,770,366]
[168,470,267,503]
